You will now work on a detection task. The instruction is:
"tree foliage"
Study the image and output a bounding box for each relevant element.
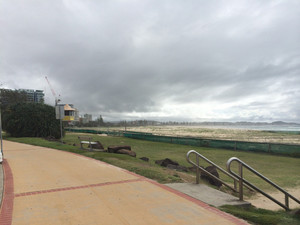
[97,115,105,126]
[0,89,27,111]
[2,103,62,138]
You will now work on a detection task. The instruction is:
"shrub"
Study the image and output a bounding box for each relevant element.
[2,103,62,138]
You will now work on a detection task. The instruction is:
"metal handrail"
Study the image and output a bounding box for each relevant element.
[186,150,239,192]
[227,157,300,211]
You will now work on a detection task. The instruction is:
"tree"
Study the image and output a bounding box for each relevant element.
[97,115,105,126]
[2,103,62,138]
[0,89,27,111]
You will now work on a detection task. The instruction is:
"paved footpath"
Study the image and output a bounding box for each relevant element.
[0,140,249,225]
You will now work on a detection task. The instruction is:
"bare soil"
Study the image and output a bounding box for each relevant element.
[246,187,300,210]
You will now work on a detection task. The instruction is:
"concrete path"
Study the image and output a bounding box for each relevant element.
[166,183,251,207]
[0,140,249,225]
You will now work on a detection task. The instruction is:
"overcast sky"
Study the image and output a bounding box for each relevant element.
[1,0,300,122]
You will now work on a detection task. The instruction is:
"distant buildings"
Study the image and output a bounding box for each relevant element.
[18,89,44,103]
[0,88,44,106]
[34,90,44,103]
[82,114,92,124]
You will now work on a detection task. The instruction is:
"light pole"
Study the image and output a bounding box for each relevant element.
[0,85,3,162]
[59,103,63,144]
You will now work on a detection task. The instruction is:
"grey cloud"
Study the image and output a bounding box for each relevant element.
[1,0,300,122]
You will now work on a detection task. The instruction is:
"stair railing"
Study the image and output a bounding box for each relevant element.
[186,150,239,192]
[227,157,300,211]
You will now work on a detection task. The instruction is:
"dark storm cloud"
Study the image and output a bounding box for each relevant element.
[1,0,300,121]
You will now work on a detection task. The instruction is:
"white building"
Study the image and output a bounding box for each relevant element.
[18,89,44,103]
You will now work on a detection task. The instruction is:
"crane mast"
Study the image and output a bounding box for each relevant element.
[45,76,60,105]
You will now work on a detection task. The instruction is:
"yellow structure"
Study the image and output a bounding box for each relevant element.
[63,104,75,121]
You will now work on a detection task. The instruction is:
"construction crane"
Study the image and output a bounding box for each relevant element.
[45,76,64,143]
[45,76,60,106]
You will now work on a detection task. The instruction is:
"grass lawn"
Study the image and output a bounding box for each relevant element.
[220,205,300,225]
[7,132,300,190]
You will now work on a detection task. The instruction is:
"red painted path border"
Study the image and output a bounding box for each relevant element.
[0,160,14,225]
[14,178,145,198]
[0,143,249,225]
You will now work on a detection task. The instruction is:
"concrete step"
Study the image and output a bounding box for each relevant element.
[165,183,251,208]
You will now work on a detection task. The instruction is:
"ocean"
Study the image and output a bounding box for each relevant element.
[203,124,300,132]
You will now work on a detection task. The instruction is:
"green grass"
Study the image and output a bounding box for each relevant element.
[220,205,300,225]
[72,133,300,189]
[5,135,182,183]
[7,132,300,190]
[5,133,300,190]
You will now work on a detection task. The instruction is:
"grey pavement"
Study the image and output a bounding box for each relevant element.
[166,183,251,207]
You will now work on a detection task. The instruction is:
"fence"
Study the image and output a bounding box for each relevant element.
[65,128,123,136]
[65,128,300,157]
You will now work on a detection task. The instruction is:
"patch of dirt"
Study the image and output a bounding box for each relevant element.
[176,171,196,183]
[246,187,300,210]
[160,167,195,183]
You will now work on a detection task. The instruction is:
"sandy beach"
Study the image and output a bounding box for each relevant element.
[107,125,300,144]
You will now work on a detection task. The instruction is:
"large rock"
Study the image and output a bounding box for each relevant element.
[116,149,136,157]
[155,158,188,172]
[139,157,149,162]
[155,158,179,167]
[89,141,104,150]
[200,166,222,187]
[166,164,188,172]
[108,145,131,153]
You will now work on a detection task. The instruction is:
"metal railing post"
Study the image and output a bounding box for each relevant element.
[196,155,200,184]
[238,163,243,201]
[234,180,237,192]
[285,194,289,209]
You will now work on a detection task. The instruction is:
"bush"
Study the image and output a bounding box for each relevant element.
[2,103,62,138]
